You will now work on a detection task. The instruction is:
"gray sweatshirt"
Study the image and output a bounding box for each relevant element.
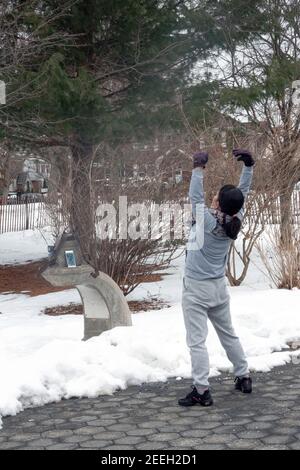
[185,165,253,281]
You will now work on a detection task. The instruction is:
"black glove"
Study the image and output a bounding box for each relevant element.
[233,149,255,167]
[193,151,208,169]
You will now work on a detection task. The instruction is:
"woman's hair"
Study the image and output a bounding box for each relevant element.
[223,216,241,240]
[219,185,244,240]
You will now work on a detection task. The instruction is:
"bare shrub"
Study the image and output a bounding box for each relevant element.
[93,238,179,296]
[256,223,300,289]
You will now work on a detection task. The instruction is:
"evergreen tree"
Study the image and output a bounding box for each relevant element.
[1,0,263,260]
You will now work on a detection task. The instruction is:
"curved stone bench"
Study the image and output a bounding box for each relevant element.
[77,273,132,341]
[42,266,132,340]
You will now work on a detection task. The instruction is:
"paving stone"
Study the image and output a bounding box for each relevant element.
[135,393,157,399]
[227,440,259,450]
[275,419,300,427]
[127,429,157,437]
[144,403,163,409]
[0,441,23,450]
[203,434,237,444]
[63,435,91,444]
[69,415,97,423]
[93,431,126,440]
[73,426,106,435]
[135,442,172,450]
[239,430,268,439]
[117,436,145,445]
[46,443,78,450]
[52,423,84,431]
[254,415,279,422]
[192,444,227,450]
[22,446,46,450]
[53,411,78,419]
[87,419,117,427]
[16,425,54,434]
[27,439,55,447]
[226,418,254,426]
[276,427,300,436]
[246,422,273,431]
[80,440,114,449]
[105,444,145,450]
[7,433,40,442]
[213,425,243,435]
[20,422,37,429]
[99,413,128,420]
[172,437,205,447]
[151,396,176,403]
[138,421,166,429]
[193,421,223,430]
[117,417,153,425]
[289,442,300,450]
[147,414,172,422]
[109,424,137,432]
[147,433,180,442]
[38,418,65,426]
[262,435,294,445]
[180,429,209,438]
[257,445,289,450]
[41,429,74,439]
[161,425,190,433]
[164,446,195,451]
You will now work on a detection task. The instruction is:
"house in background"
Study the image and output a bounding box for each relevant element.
[9,157,51,196]
[23,158,51,179]
[16,171,46,194]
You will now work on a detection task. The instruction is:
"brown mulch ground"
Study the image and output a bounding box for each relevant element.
[0,261,169,313]
[44,298,170,316]
[44,303,84,316]
[0,261,68,297]
[128,298,170,312]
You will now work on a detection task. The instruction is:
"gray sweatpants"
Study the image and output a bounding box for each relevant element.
[182,276,249,389]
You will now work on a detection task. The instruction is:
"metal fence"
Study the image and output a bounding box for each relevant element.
[0,191,299,234]
[0,197,46,234]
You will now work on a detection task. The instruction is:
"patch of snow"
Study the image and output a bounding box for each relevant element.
[0,228,53,265]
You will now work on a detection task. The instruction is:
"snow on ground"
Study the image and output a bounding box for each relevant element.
[0,228,52,265]
[0,229,299,429]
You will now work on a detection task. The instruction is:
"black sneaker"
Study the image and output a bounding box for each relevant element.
[178,386,213,407]
[235,376,252,394]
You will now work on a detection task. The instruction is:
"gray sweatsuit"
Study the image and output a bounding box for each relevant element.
[182,166,253,389]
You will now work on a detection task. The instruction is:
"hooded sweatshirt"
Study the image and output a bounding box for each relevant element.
[185,166,253,281]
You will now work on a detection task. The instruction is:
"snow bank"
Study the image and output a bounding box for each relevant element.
[0,286,300,428]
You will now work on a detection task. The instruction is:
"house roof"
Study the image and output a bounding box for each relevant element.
[17,171,44,185]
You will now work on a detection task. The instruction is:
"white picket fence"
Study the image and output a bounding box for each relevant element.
[0,197,47,234]
[0,191,299,234]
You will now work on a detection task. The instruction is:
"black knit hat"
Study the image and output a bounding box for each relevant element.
[219,185,244,216]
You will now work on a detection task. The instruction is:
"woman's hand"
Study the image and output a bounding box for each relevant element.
[233,149,255,167]
[193,151,209,169]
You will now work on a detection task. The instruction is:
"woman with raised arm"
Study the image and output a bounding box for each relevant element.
[179,149,254,407]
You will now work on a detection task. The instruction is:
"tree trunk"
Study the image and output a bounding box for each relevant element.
[280,185,293,244]
[0,150,11,197]
[70,141,97,270]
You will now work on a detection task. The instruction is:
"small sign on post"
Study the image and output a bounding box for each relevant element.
[0,81,6,104]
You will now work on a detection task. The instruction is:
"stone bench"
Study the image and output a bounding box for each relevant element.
[42,265,132,340]
[77,273,132,341]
